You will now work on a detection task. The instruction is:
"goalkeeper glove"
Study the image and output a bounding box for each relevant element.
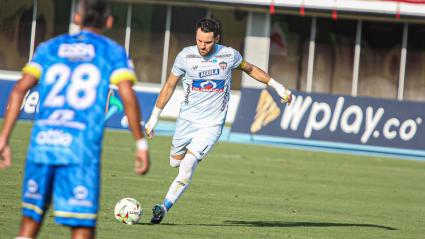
[268,78,292,105]
[145,106,162,138]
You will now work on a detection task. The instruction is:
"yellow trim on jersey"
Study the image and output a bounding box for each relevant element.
[110,68,137,85]
[54,211,97,219]
[22,63,42,79]
[22,202,44,215]
[237,60,247,70]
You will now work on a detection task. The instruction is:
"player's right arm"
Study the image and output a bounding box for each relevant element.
[1,44,44,169]
[156,73,181,109]
[145,50,185,138]
[0,74,38,169]
[144,73,180,138]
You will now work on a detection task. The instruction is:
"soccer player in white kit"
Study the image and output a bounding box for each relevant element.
[145,17,292,224]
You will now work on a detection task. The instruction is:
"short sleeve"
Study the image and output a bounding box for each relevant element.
[232,49,243,69]
[22,43,47,79]
[109,46,137,85]
[171,51,186,77]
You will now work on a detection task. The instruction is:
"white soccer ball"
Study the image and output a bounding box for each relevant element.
[114,197,142,224]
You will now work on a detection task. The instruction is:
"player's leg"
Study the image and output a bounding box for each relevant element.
[164,151,199,206]
[70,227,95,239]
[17,216,43,239]
[165,124,222,208]
[168,118,193,168]
[18,161,54,238]
[169,154,184,168]
[151,119,193,224]
[151,124,222,224]
[53,163,100,239]
[151,151,199,224]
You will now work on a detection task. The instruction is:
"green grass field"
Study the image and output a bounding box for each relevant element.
[1,121,424,239]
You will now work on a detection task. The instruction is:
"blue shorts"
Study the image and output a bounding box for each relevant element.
[21,160,100,227]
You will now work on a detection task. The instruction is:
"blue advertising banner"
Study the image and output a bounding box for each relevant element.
[232,88,425,158]
[0,79,157,129]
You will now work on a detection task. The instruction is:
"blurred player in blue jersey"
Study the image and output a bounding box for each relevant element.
[0,0,150,238]
[144,17,292,224]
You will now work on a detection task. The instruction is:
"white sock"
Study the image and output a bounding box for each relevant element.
[165,153,198,205]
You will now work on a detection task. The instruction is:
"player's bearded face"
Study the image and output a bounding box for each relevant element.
[196,29,218,56]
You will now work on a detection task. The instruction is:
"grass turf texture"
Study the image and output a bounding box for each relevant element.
[1,121,424,239]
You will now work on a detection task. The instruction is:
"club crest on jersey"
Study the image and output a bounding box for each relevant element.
[219,61,227,70]
[199,69,220,78]
[192,79,224,92]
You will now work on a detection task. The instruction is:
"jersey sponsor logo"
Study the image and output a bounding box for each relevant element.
[58,43,95,60]
[37,119,86,130]
[74,186,89,200]
[35,129,73,147]
[192,79,224,92]
[24,179,42,200]
[202,59,218,63]
[37,109,86,130]
[28,180,38,193]
[186,54,202,58]
[199,69,220,78]
[69,186,93,207]
[215,53,232,58]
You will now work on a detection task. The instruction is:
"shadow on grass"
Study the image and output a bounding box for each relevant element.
[223,221,397,230]
[137,222,178,226]
[138,220,397,230]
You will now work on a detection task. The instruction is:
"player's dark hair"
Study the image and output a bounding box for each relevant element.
[78,0,111,28]
[196,17,222,38]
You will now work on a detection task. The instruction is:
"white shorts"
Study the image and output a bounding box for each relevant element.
[170,118,223,160]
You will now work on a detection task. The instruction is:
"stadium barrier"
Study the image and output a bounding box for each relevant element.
[0,79,157,130]
[230,88,425,160]
[1,79,424,160]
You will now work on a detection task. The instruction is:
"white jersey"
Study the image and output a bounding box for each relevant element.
[171,44,243,126]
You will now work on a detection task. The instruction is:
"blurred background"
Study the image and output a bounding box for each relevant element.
[0,0,424,158]
[1,0,425,100]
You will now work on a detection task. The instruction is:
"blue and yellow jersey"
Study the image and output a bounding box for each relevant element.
[23,30,136,165]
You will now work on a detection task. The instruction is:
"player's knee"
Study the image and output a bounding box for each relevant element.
[169,156,181,168]
[176,153,198,183]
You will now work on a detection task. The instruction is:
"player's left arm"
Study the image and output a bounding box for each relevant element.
[0,74,38,169]
[237,60,292,105]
